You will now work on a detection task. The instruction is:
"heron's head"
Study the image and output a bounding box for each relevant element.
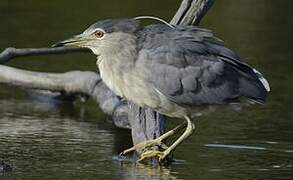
[53,19,139,55]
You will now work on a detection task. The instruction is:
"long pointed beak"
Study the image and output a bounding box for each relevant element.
[52,34,88,47]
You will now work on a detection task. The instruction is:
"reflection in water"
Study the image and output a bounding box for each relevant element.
[116,163,178,180]
[205,143,267,150]
[1,0,293,179]
[0,99,114,179]
[206,143,293,153]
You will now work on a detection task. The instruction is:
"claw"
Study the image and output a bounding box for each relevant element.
[158,151,169,162]
[160,143,168,150]
[137,150,164,162]
[136,149,172,163]
[119,122,189,164]
[120,139,163,156]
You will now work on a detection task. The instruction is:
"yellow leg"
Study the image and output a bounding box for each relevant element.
[138,116,195,162]
[120,123,186,156]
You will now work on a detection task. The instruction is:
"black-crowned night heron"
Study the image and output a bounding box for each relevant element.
[54,17,270,163]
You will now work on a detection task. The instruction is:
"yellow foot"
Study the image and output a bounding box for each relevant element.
[120,123,186,156]
[120,139,166,156]
[137,150,170,163]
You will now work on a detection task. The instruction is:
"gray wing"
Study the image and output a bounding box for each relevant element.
[137,24,269,106]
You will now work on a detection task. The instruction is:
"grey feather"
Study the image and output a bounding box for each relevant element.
[137,24,268,106]
[86,19,138,34]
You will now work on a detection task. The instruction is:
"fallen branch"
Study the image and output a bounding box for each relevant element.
[0,47,87,64]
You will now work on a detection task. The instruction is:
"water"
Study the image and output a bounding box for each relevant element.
[0,0,293,179]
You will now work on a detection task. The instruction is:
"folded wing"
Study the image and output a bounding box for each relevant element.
[137,24,269,106]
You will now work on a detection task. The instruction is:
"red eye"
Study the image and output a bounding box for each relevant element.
[94,30,104,38]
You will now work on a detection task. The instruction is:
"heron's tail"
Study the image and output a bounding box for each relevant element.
[252,68,270,92]
[237,67,270,103]
[219,55,270,103]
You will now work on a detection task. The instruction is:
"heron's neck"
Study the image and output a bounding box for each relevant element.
[97,32,137,68]
[96,33,138,97]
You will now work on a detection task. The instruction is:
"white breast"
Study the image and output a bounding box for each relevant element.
[97,56,161,108]
[97,56,124,97]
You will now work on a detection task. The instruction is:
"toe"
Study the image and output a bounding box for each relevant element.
[137,150,164,162]
[158,151,170,162]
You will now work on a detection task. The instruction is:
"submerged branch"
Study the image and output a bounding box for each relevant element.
[0,48,128,128]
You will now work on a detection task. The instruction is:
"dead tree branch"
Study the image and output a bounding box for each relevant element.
[0,47,87,64]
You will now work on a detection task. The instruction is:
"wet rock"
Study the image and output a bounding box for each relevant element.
[0,161,12,174]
